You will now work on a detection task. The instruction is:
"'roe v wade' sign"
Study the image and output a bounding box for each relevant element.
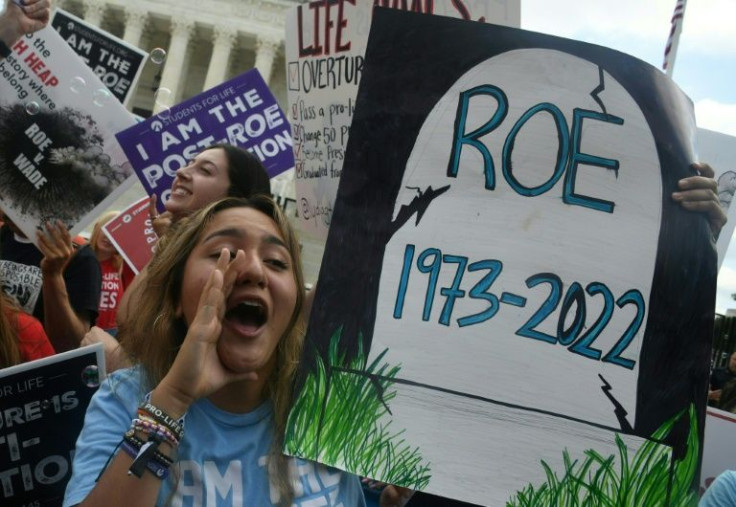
[0,25,135,244]
[285,10,716,505]
[285,0,520,239]
[116,69,293,211]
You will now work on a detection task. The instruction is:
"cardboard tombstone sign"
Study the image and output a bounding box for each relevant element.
[285,10,717,506]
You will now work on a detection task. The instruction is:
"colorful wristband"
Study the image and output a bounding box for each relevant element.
[124,431,174,466]
[138,401,185,442]
[133,417,179,447]
[121,439,170,480]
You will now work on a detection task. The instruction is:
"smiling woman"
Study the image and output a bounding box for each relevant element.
[62,196,367,507]
[161,143,271,224]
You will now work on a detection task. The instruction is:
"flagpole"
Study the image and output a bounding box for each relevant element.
[663,0,688,77]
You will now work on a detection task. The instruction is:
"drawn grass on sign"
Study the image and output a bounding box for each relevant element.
[508,404,699,507]
[286,328,431,489]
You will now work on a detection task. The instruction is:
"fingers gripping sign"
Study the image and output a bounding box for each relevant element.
[672,162,727,238]
[37,220,75,275]
[148,193,158,222]
[5,0,50,41]
[148,194,173,237]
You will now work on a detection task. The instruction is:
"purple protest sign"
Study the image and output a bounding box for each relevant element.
[115,69,294,211]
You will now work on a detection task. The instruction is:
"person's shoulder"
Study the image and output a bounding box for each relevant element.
[99,366,145,404]
[65,244,101,277]
[0,228,39,262]
[712,367,730,378]
[12,310,54,361]
[73,243,97,261]
[702,470,736,506]
[15,310,45,335]
[106,366,142,387]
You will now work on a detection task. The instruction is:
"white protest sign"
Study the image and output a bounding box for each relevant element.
[696,128,736,268]
[0,26,136,244]
[285,0,520,240]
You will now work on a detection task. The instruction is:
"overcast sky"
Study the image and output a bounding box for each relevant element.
[521,0,736,314]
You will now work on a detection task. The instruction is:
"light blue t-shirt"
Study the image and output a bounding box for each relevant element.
[701,470,736,507]
[63,368,365,507]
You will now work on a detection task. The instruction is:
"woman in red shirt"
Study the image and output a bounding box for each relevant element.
[0,292,54,367]
[90,211,126,334]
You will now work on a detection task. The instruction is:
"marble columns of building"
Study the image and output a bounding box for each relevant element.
[82,0,106,27]
[156,17,194,112]
[122,7,148,48]
[254,34,280,85]
[57,0,290,110]
[203,26,237,91]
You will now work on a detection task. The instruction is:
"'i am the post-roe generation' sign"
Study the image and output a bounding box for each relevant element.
[116,69,294,211]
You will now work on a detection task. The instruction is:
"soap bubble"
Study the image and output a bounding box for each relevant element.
[154,87,172,105]
[70,76,86,93]
[150,48,167,65]
[24,101,40,115]
[154,87,173,120]
[81,365,100,388]
[157,106,172,121]
[93,88,112,107]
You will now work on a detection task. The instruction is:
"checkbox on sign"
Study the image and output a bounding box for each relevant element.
[288,62,300,91]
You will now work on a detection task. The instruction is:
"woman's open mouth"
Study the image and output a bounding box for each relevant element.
[224,299,267,334]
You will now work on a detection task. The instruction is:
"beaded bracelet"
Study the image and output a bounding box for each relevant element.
[132,417,179,447]
[138,402,185,442]
[125,396,185,478]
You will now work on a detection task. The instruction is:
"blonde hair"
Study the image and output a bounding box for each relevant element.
[121,196,305,505]
[90,211,123,270]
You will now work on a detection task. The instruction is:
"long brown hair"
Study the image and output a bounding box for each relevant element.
[120,196,305,505]
[0,294,22,368]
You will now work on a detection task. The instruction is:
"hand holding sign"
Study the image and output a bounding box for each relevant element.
[148,193,172,237]
[1,0,50,48]
[673,162,726,237]
[37,220,74,277]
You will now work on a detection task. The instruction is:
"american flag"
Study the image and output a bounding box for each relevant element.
[663,0,687,76]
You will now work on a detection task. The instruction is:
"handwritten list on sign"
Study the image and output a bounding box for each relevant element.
[285,0,519,240]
